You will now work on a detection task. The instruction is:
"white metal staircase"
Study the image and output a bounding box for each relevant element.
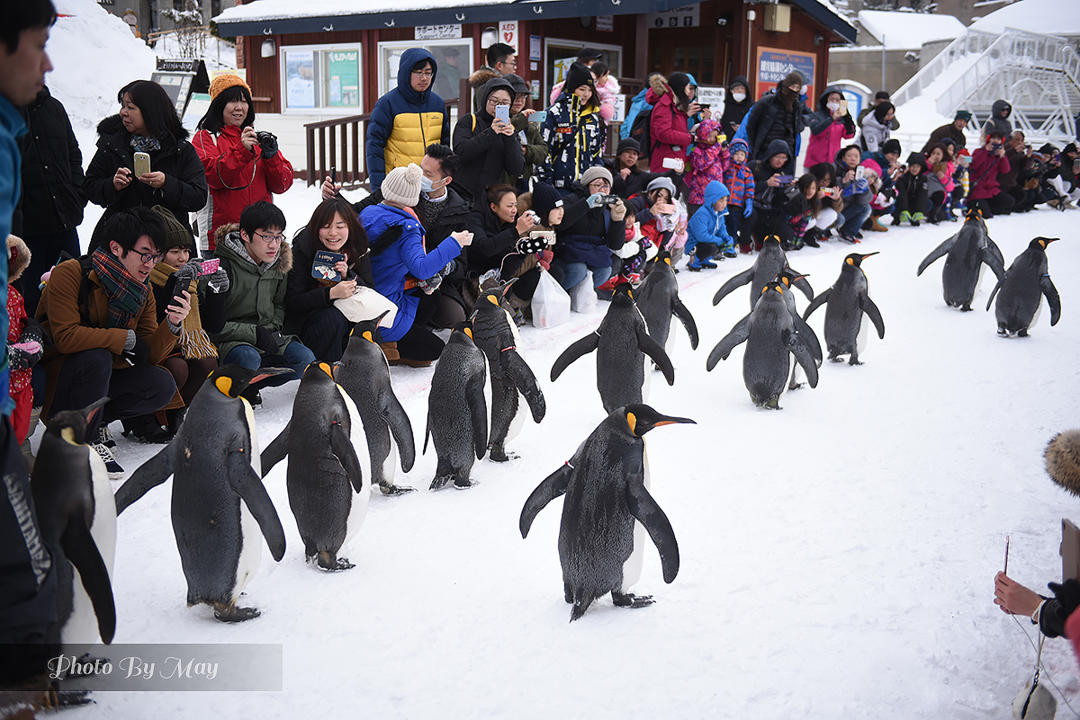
[893,27,1080,144]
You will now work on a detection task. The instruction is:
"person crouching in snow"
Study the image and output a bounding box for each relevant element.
[598,206,657,289]
[686,181,735,270]
[685,118,729,217]
[892,153,929,226]
[6,235,44,453]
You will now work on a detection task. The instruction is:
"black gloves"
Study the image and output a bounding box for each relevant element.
[8,342,42,371]
[256,131,279,159]
[122,338,150,366]
[255,326,282,355]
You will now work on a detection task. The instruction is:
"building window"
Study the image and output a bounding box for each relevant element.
[377,39,473,103]
[281,45,363,112]
[543,38,623,103]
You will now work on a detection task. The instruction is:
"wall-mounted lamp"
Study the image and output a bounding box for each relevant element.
[746,9,756,21]
[480,26,498,49]
[814,33,823,45]
[260,38,275,58]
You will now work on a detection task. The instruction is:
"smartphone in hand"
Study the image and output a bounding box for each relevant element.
[134,151,151,176]
[495,104,511,124]
[198,258,220,276]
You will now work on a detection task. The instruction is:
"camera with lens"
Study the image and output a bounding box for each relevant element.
[598,194,622,207]
[256,130,277,146]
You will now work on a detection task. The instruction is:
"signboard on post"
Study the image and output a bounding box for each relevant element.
[499,20,519,54]
[152,58,209,118]
[755,46,815,100]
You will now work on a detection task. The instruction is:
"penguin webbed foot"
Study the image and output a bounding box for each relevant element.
[828,354,843,363]
[997,327,1008,336]
[612,591,655,609]
[315,552,354,572]
[1018,328,1029,338]
[429,475,452,491]
[488,445,518,462]
[453,476,476,490]
[960,304,973,312]
[848,356,862,366]
[213,602,261,623]
[379,483,416,496]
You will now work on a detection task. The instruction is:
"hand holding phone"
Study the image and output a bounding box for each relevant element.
[133,151,151,177]
[494,104,511,124]
[198,258,220,276]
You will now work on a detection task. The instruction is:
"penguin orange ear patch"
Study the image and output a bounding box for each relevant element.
[362,330,374,343]
[463,326,474,339]
[318,362,334,378]
[486,295,500,306]
[215,376,234,397]
[61,427,78,445]
[846,257,854,265]
[626,412,637,436]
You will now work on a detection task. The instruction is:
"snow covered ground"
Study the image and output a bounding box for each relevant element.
[51,200,1080,719]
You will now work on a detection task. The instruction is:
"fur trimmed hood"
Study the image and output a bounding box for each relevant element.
[648,73,668,95]
[215,222,293,274]
[469,67,500,89]
[1046,430,1080,496]
[6,235,30,282]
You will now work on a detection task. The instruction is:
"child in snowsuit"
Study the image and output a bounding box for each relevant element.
[892,152,929,226]
[723,138,755,252]
[686,181,735,270]
[685,119,729,217]
[6,236,44,447]
[599,206,658,288]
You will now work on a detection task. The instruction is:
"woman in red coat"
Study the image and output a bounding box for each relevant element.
[648,73,705,174]
[192,74,294,250]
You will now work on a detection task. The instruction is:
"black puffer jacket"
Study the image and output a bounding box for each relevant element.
[84,114,208,250]
[719,75,752,139]
[284,226,374,333]
[451,77,525,204]
[16,87,86,236]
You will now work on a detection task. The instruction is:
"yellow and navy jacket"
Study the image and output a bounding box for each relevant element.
[365,48,450,191]
[538,92,606,189]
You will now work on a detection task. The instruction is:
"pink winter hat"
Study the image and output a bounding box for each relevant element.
[859,158,882,176]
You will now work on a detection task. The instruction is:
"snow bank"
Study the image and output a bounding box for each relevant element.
[48,0,157,150]
[971,0,1080,36]
[215,0,506,23]
[857,10,967,50]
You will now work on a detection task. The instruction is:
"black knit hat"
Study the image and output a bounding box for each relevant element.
[906,152,927,170]
[617,137,641,155]
[503,73,530,96]
[530,183,564,223]
[881,138,902,156]
[563,62,598,107]
[875,90,891,101]
[150,205,195,252]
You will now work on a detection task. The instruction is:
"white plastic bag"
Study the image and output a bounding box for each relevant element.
[531,269,571,328]
[569,272,597,314]
[333,286,397,327]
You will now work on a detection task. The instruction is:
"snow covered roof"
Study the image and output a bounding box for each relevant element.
[970,0,1080,36]
[791,0,857,43]
[856,10,966,49]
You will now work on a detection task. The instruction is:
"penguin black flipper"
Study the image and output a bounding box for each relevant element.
[625,463,679,584]
[987,238,1006,272]
[792,274,814,302]
[61,520,116,643]
[1041,275,1062,326]
[550,332,599,381]
[380,394,416,472]
[917,234,956,276]
[859,293,886,339]
[329,421,365,493]
[706,314,751,370]
[671,298,699,349]
[985,276,1004,311]
[712,268,754,306]
[466,373,489,459]
[802,288,831,320]
[259,421,291,478]
[636,326,675,386]
[519,462,572,538]
[792,311,823,363]
[114,444,173,514]
[980,245,1007,282]
[784,329,819,388]
[505,350,546,422]
[228,451,287,562]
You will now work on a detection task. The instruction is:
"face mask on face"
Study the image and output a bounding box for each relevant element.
[420,176,440,193]
[827,101,841,112]
[731,91,746,103]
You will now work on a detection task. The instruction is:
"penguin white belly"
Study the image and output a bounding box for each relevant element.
[856,312,870,357]
[621,448,650,592]
[506,391,527,442]
[338,387,370,545]
[641,355,653,400]
[231,399,263,602]
[62,451,117,645]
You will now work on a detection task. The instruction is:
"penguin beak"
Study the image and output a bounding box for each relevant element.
[1039,237,1059,248]
[251,367,291,385]
[652,415,696,428]
[81,396,110,425]
[859,252,880,259]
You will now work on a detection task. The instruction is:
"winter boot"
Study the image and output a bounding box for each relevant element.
[121,414,173,444]
[379,341,400,364]
[803,228,820,248]
[868,216,888,232]
[722,244,738,259]
[897,210,911,225]
[911,212,924,226]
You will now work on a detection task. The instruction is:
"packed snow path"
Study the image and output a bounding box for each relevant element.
[65,206,1080,718]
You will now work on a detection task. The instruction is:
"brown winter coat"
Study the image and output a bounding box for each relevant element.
[37,256,179,413]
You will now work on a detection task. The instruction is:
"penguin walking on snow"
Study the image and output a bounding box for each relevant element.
[707,281,819,409]
[986,237,1061,336]
[471,282,546,462]
[635,251,698,353]
[425,322,489,489]
[711,235,813,308]
[260,363,368,571]
[803,252,885,365]
[520,404,692,622]
[335,313,415,495]
[115,366,287,622]
[32,399,116,645]
[917,209,1005,310]
[773,268,822,391]
[551,283,675,413]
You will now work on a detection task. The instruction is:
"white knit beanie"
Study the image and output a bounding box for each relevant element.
[580,165,613,188]
[381,163,423,207]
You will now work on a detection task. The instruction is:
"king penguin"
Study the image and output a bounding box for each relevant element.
[335,312,415,495]
[635,250,699,353]
[986,237,1061,336]
[520,404,692,622]
[707,281,819,409]
[31,398,116,645]
[803,253,885,365]
[114,365,287,622]
[260,363,368,571]
[471,282,546,462]
[425,322,489,490]
[917,209,1006,310]
[711,235,813,308]
[551,283,676,413]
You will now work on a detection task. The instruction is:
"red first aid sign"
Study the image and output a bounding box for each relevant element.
[499,21,518,53]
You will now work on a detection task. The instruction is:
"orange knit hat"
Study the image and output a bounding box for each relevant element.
[209,73,251,101]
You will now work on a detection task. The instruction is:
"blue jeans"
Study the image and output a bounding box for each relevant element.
[549,259,612,291]
[840,201,872,236]
[223,340,316,388]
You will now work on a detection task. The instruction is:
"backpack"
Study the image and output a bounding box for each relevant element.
[629,106,654,159]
